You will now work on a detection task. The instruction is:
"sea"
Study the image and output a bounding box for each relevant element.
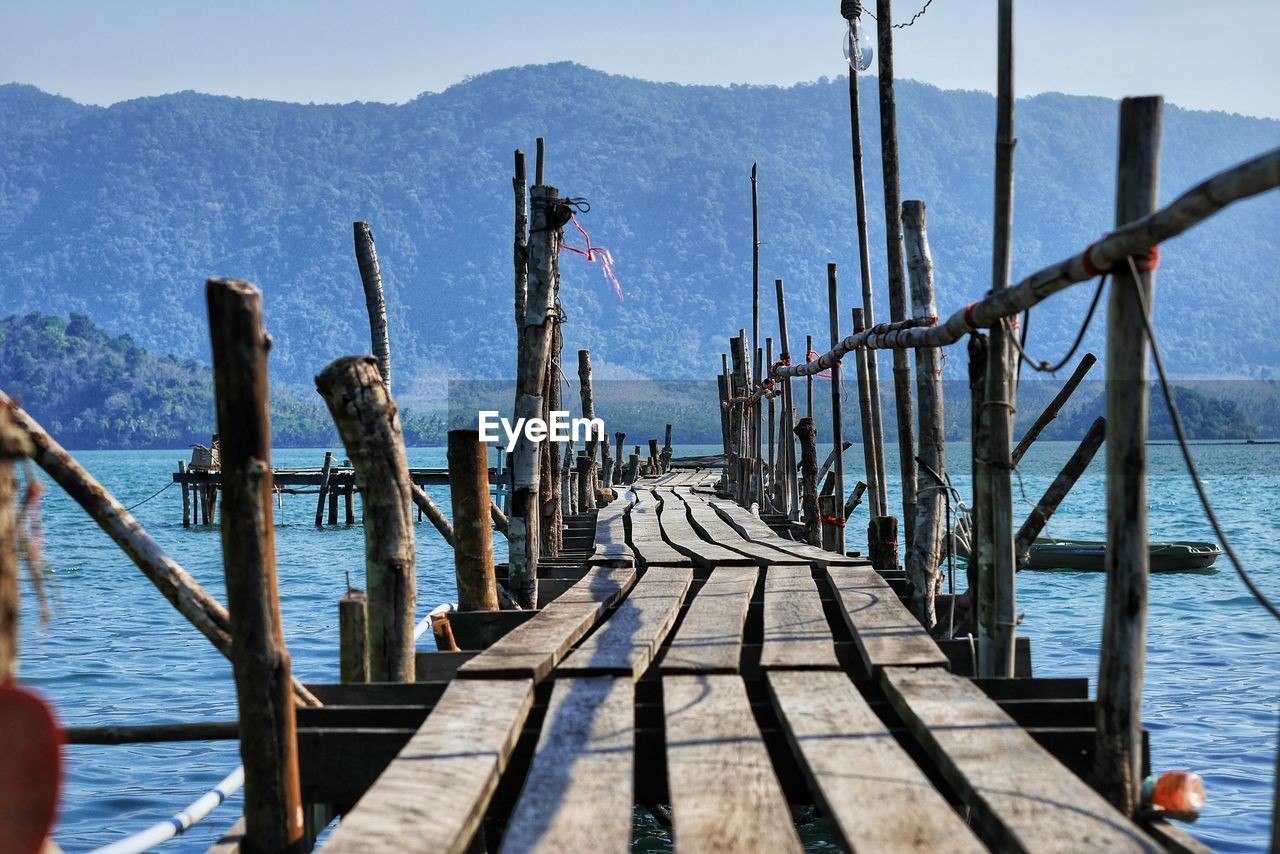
[13,442,1279,852]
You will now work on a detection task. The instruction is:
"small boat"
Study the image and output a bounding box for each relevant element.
[1024,539,1220,572]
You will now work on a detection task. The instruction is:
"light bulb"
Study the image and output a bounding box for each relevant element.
[843,19,874,71]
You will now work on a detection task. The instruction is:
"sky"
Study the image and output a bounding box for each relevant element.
[2,1,1279,120]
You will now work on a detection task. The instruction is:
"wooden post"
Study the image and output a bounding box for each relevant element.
[206,277,304,852]
[826,264,847,554]
[805,334,814,422]
[447,429,499,612]
[775,279,798,518]
[1016,416,1106,564]
[316,356,416,683]
[578,349,599,492]
[875,0,919,547]
[766,337,777,507]
[751,162,761,388]
[562,441,575,517]
[601,424,614,488]
[535,136,545,185]
[819,494,838,552]
[410,484,454,546]
[984,0,1020,679]
[192,472,201,527]
[577,453,591,510]
[902,201,945,628]
[969,332,994,646]
[543,321,564,555]
[179,460,190,528]
[852,309,896,574]
[339,588,369,683]
[794,417,820,546]
[662,423,673,472]
[509,183,562,608]
[626,453,640,484]
[328,486,339,526]
[353,221,392,393]
[1096,95,1162,816]
[1012,353,1097,466]
[514,149,528,367]
[315,451,333,528]
[613,432,626,485]
[648,439,661,476]
[0,402,31,683]
[344,484,355,525]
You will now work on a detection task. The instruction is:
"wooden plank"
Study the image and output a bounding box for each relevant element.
[678,492,809,567]
[559,567,693,679]
[459,566,636,681]
[881,666,1161,853]
[655,490,756,568]
[760,565,839,669]
[710,500,868,567]
[766,670,984,853]
[826,566,949,671]
[628,502,691,568]
[663,674,802,852]
[659,567,757,674]
[325,678,534,853]
[592,494,633,562]
[499,677,634,853]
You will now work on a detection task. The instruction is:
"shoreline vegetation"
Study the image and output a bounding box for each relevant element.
[1,312,1269,450]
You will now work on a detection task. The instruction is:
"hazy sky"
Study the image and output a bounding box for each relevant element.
[3,1,1278,119]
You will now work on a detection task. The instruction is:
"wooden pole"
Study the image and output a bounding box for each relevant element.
[562,441,575,517]
[751,163,761,388]
[315,451,333,528]
[543,321,563,555]
[794,417,820,546]
[766,337,777,507]
[775,278,798,518]
[345,484,355,525]
[826,264,847,554]
[535,137,545,185]
[613,432,626,485]
[447,429,499,612]
[410,484,454,546]
[875,0,918,546]
[1016,416,1106,565]
[805,334,815,422]
[577,453,591,509]
[601,424,614,488]
[578,349,599,491]
[1096,95,1162,816]
[192,471,201,527]
[985,0,1020,678]
[0,390,318,706]
[206,278,304,852]
[1011,353,1097,466]
[328,487,339,526]
[339,588,369,683]
[625,453,640,484]
[969,332,994,645]
[179,460,190,528]
[316,356,416,683]
[353,221,392,394]
[509,183,562,608]
[0,402,31,683]
[662,423,673,472]
[648,439,661,476]
[514,149,528,365]
[902,201,945,628]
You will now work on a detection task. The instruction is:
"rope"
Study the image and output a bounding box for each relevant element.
[123,480,174,512]
[1122,255,1279,622]
[863,0,936,28]
[1008,274,1107,375]
[92,766,244,854]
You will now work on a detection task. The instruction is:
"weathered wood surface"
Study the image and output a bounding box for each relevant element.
[663,674,802,852]
[592,493,633,563]
[354,220,393,393]
[676,491,804,567]
[710,500,867,567]
[759,565,839,670]
[325,678,534,853]
[826,566,948,672]
[655,490,756,568]
[626,496,690,567]
[447,430,498,612]
[766,670,984,853]
[659,567,757,674]
[0,400,29,683]
[559,567,692,679]
[499,677,634,853]
[881,666,1159,852]
[458,566,636,681]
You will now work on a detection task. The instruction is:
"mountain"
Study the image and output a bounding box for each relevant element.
[0,65,1277,406]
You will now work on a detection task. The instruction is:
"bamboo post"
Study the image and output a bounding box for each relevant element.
[448,429,499,612]
[206,278,304,852]
[826,264,847,554]
[775,279,798,518]
[509,184,562,608]
[766,337,777,506]
[178,460,190,528]
[339,588,369,683]
[316,356,416,683]
[315,451,333,528]
[853,309,894,573]
[578,349,598,492]
[353,221,392,393]
[514,149,528,365]
[875,0,919,548]
[902,201,945,628]
[751,163,761,388]
[1012,353,1098,465]
[1096,95,1163,816]
[984,0,1020,678]
[1016,416,1106,564]
[794,417,820,546]
[0,391,318,705]
[805,334,814,422]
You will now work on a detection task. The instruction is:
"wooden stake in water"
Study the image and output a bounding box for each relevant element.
[354,221,392,394]
[206,277,304,852]
[448,429,499,613]
[826,265,847,554]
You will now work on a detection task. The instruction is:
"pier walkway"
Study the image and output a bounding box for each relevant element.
[304,468,1185,853]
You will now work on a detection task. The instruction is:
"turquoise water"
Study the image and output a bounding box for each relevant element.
[13,443,1279,851]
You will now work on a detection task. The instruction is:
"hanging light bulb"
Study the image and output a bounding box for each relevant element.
[843,17,874,71]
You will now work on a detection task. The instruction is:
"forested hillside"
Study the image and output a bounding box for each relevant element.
[1,64,1277,403]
